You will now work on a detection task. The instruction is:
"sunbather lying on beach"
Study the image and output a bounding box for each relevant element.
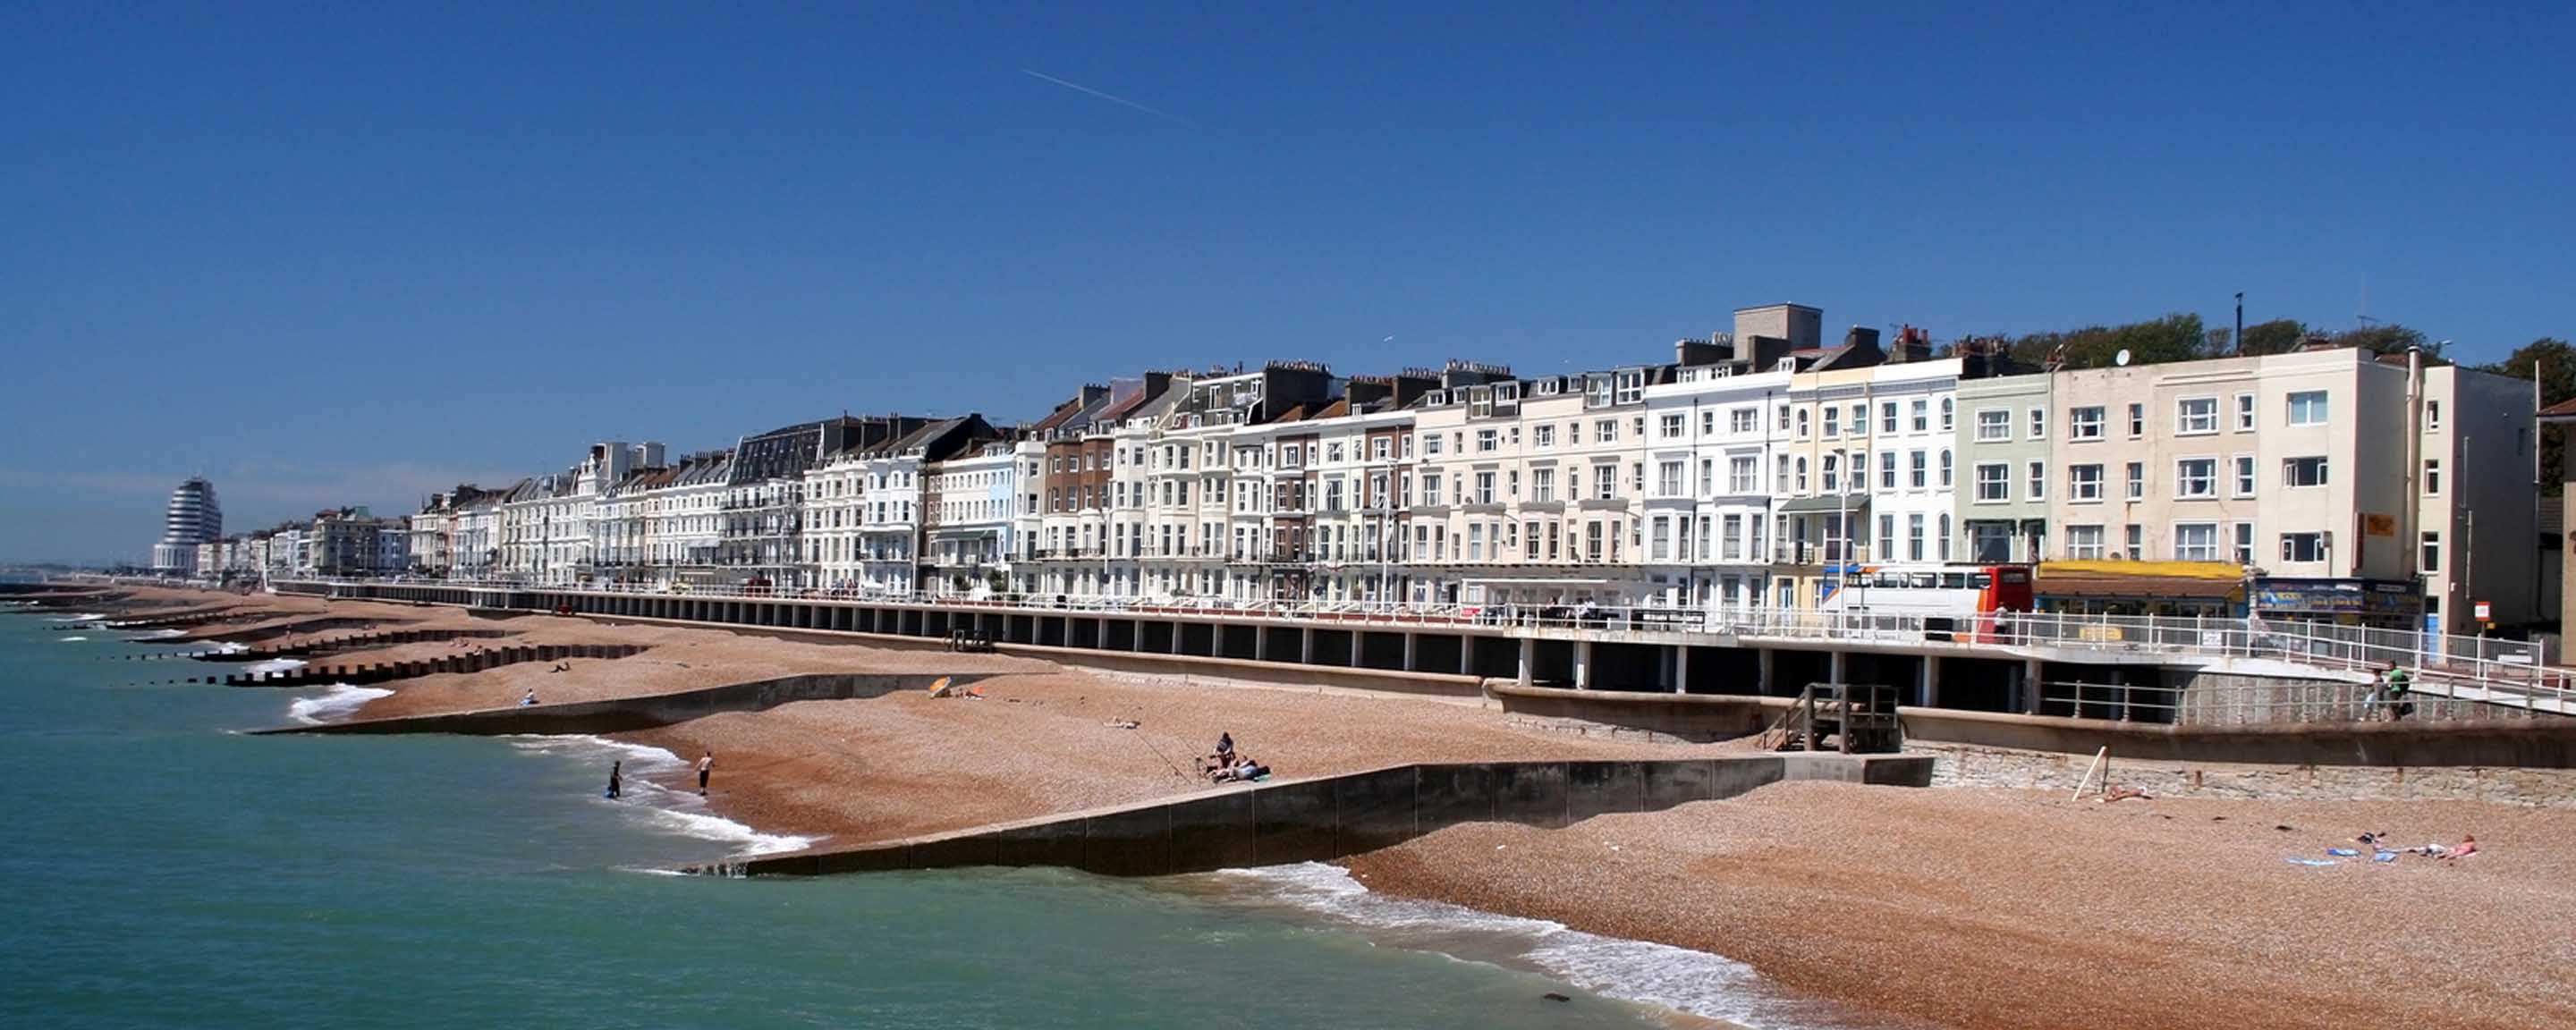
[2439,835,2479,862]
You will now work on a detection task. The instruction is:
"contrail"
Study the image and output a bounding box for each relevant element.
[1020,68,1188,123]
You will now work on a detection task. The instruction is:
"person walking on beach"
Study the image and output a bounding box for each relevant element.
[606,760,623,799]
[696,751,714,795]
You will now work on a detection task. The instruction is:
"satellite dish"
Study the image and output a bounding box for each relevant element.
[2114,349,2132,367]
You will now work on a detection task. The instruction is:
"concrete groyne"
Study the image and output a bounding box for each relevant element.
[713,751,1932,878]
[251,671,988,737]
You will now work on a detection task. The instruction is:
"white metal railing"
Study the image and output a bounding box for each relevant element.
[277,577,2571,711]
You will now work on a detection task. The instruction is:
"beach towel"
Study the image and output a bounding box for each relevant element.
[2374,851,2398,863]
[2326,848,2360,857]
[2284,857,2339,867]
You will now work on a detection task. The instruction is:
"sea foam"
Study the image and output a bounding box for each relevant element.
[287,684,394,724]
[242,657,309,677]
[127,629,187,640]
[49,612,107,622]
[59,636,89,642]
[504,734,814,857]
[1208,862,1845,1030]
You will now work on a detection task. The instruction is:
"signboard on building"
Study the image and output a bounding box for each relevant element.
[2252,577,2421,621]
[2475,600,2493,621]
[2363,513,2397,537]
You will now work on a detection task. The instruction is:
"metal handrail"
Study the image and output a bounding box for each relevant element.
[275,577,2570,710]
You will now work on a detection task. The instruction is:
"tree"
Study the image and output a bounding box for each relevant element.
[2480,337,2576,494]
[2239,318,2309,355]
[2330,324,2441,362]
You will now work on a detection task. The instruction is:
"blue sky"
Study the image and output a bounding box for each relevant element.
[4,4,2569,563]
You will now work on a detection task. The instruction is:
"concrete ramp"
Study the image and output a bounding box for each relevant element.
[709,751,1931,878]
[252,671,990,737]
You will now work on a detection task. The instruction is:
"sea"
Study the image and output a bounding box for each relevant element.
[0,603,1854,1030]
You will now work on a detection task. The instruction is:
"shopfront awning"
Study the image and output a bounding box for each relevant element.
[1775,494,1869,515]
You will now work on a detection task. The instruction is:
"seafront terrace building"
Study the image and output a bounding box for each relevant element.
[371,308,2546,647]
[852,416,1000,595]
[309,506,410,578]
[1766,329,1997,611]
[639,452,732,584]
[722,417,904,587]
[2030,345,2534,634]
[921,438,1024,598]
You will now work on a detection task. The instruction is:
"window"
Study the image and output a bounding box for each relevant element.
[1596,418,1618,442]
[1660,413,1684,438]
[2287,390,2329,426]
[1731,408,1757,435]
[2123,524,2143,560]
[2233,455,2256,496]
[2175,459,2216,498]
[1794,457,1809,493]
[2069,464,2104,501]
[2279,532,2326,563]
[1594,464,1616,500]
[1422,474,1442,506]
[2427,401,2442,431]
[1880,451,1898,490]
[1881,401,1898,435]
[2175,523,2221,561]
[2420,531,2441,573]
[2125,461,2145,500]
[1657,460,1684,497]
[2029,407,2047,440]
[2425,459,2442,495]
[1532,468,1555,502]
[1824,406,1841,437]
[1822,454,1840,493]
[2284,456,2329,488]
[1533,425,1555,449]
[2068,406,2105,440]
[2234,393,2256,431]
[2066,525,2106,560]
[2127,402,2145,438]
[2177,397,2218,435]
[1939,449,1953,488]
[1973,462,2010,502]
[2019,461,2041,501]
[1940,397,1953,431]
[1909,450,1928,488]
[2233,522,2255,565]
[1729,456,1757,494]
[1778,405,1792,432]
[1776,457,1791,494]
[1475,429,1498,452]
[1850,403,1867,435]
[1474,472,1496,505]
[1907,513,1925,561]
[1911,399,1928,432]
[1975,409,2010,442]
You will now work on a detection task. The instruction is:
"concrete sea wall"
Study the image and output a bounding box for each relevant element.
[725,752,1931,878]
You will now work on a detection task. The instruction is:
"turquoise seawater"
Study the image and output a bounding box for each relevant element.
[0,608,1773,1030]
